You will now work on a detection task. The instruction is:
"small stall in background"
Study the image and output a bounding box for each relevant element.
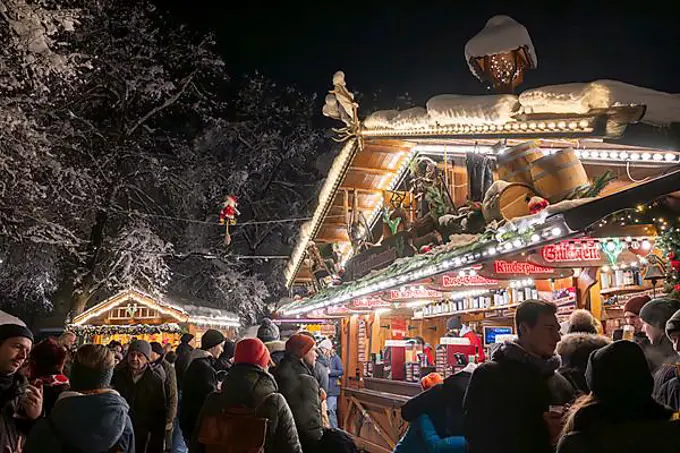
[67,288,240,346]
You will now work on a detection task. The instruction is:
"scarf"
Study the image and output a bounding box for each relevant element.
[495,341,561,377]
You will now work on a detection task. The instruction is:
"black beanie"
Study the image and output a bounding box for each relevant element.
[0,324,34,345]
[128,340,152,360]
[201,329,225,350]
[666,309,680,338]
[180,333,194,344]
[640,298,680,330]
[150,342,164,357]
[586,340,653,403]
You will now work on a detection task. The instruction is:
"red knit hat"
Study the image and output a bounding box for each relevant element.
[29,338,67,378]
[285,333,316,358]
[624,295,651,316]
[420,372,443,391]
[234,338,271,369]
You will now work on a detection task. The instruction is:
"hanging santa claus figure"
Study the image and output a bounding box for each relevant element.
[219,195,240,245]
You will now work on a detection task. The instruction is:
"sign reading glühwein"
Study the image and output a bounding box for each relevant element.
[530,239,607,268]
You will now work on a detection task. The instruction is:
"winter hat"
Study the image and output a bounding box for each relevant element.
[586,340,653,403]
[235,338,271,369]
[180,333,194,344]
[420,372,443,391]
[150,342,164,357]
[286,333,316,358]
[29,338,67,377]
[128,340,152,361]
[567,309,598,334]
[0,311,33,345]
[639,298,680,330]
[201,329,225,351]
[257,319,280,343]
[318,339,333,351]
[665,309,680,338]
[221,339,236,362]
[623,294,651,316]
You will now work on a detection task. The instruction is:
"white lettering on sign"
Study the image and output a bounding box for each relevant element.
[494,260,554,275]
[385,288,442,301]
[542,240,600,263]
[441,274,498,287]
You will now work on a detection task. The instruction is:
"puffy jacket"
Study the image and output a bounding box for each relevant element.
[463,341,575,453]
[658,367,680,410]
[273,354,323,447]
[393,414,466,453]
[190,363,302,453]
[24,390,135,453]
[557,333,610,395]
[180,349,219,440]
[0,373,35,452]
[557,400,680,453]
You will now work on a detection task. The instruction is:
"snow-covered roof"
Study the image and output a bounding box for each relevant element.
[361,80,680,132]
[465,15,537,81]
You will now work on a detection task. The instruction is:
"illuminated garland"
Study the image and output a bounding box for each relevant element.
[657,227,680,298]
[67,323,183,336]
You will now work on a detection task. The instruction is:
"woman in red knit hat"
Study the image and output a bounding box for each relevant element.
[28,337,69,415]
[191,338,302,453]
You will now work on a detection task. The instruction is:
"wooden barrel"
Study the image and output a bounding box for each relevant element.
[483,181,536,221]
[497,141,543,185]
[531,148,589,203]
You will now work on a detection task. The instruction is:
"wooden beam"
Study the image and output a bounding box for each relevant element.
[348,166,396,175]
[339,187,384,194]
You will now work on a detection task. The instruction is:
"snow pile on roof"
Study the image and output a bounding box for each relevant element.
[364,110,399,129]
[519,80,680,126]
[464,15,537,80]
[391,107,430,129]
[428,94,520,125]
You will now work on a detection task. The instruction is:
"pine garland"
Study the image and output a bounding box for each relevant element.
[656,227,680,298]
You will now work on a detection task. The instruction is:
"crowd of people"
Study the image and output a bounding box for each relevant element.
[0,313,350,453]
[392,296,680,453]
[3,295,680,453]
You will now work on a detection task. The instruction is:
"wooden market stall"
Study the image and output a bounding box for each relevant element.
[277,17,680,452]
[68,288,240,347]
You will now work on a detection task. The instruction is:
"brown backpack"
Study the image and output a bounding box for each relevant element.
[197,394,275,453]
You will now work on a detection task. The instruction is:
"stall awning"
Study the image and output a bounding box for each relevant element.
[279,169,680,316]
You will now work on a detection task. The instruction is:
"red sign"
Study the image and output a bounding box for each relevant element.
[441,274,499,288]
[542,240,601,263]
[391,319,408,339]
[348,298,391,311]
[494,260,554,275]
[384,288,442,302]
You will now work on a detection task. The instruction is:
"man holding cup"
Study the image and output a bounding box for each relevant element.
[0,316,42,452]
[620,295,651,345]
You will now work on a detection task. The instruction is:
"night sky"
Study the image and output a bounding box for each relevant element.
[166,1,680,106]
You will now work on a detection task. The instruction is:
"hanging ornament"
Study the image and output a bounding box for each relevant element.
[219,195,240,245]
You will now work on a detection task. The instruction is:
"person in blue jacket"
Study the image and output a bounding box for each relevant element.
[393,373,467,453]
[318,339,344,428]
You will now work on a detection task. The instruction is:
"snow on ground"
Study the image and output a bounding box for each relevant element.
[464,15,537,81]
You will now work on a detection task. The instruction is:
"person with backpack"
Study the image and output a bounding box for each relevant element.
[191,338,302,453]
[180,330,224,444]
[112,339,169,453]
[24,344,135,453]
[273,333,323,452]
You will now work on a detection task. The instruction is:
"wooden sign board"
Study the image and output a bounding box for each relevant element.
[479,260,574,280]
[343,231,414,282]
[383,287,442,302]
[347,298,392,311]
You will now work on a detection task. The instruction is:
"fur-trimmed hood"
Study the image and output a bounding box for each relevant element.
[265,340,286,354]
[558,333,610,369]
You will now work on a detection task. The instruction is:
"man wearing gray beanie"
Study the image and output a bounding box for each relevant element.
[112,340,169,453]
[639,298,680,397]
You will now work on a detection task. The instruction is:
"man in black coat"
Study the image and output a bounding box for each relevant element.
[174,334,194,389]
[112,340,169,453]
[463,300,575,453]
[179,329,224,444]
